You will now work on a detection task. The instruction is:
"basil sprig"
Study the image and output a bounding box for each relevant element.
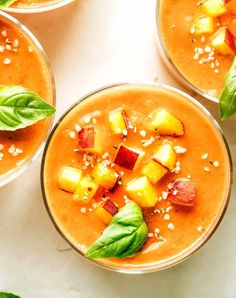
[0,293,21,298]
[219,57,236,120]
[86,201,148,259]
[0,0,16,9]
[0,85,55,131]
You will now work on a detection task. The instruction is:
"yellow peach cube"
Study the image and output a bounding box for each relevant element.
[73,177,98,204]
[95,206,113,224]
[126,176,158,208]
[58,166,82,193]
[191,16,216,36]
[108,109,127,135]
[201,0,227,17]
[141,159,168,184]
[153,143,176,170]
[211,27,236,56]
[149,109,184,136]
[92,162,118,189]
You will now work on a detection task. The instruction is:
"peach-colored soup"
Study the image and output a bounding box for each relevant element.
[0,16,53,179]
[43,84,231,269]
[160,0,236,98]
[11,0,63,8]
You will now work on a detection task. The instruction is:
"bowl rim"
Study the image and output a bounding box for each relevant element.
[156,0,219,103]
[4,0,74,13]
[0,11,56,187]
[41,82,233,274]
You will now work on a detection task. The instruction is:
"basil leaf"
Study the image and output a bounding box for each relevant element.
[0,0,16,9]
[86,201,148,259]
[219,57,236,120]
[0,85,55,131]
[0,293,21,298]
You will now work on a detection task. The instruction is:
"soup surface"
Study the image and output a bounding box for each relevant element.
[43,84,231,269]
[0,16,53,180]
[160,0,236,98]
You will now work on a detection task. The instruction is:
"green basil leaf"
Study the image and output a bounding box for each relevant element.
[219,57,236,120]
[0,0,16,9]
[86,201,148,259]
[0,292,21,298]
[0,85,55,131]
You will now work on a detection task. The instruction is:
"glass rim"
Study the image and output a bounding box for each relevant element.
[4,0,74,13]
[156,0,218,103]
[41,82,233,274]
[0,11,56,187]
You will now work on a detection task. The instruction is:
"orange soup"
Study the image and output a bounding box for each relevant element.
[42,84,231,271]
[0,14,54,183]
[159,0,236,99]
[10,0,66,9]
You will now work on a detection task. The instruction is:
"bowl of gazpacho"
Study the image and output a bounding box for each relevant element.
[41,83,232,273]
[2,0,74,13]
[0,11,56,186]
[157,0,236,108]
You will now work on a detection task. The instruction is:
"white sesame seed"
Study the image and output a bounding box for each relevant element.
[193,53,199,60]
[84,115,91,124]
[120,171,124,176]
[80,207,87,214]
[28,46,33,53]
[168,223,175,230]
[186,174,192,179]
[190,27,195,34]
[5,44,11,51]
[204,166,210,172]
[174,146,187,154]
[173,190,178,196]
[0,45,4,53]
[92,118,97,124]
[201,36,206,43]
[214,69,219,73]
[69,131,76,139]
[102,152,110,159]
[0,144,4,150]
[201,153,208,160]
[13,39,19,48]
[197,48,203,54]
[204,45,212,53]
[123,129,128,136]
[75,124,81,132]
[154,228,160,234]
[148,233,154,238]
[164,214,170,221]
[213,161,220,167]
[162,191,169,200]
[3,58,11,65]
[140,130,146,137]
[197,226,203,232]
[1,30,7,37]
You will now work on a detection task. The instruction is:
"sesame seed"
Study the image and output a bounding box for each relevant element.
[162,191,169,200]
[69,131,76,139]
[201,153,208,159]
[80,207,87,214]
[13,39,19,48]
[28,46,33,53]
[120,171,124,176]
[102,152,109,159]
[174,146,187,154]
[197,226,203,232]
[0,45,4,53]
[204,166,210,172]
[154,228,160,234]
[190,27,195,34]
[0,144,4,150]
[168,223,175,230]
[186,174,192,179]
[1,30,7,37]
[164,214,170,221]
[92,118,97,124]
[3,58,11,65]
[123,129,128,136]
[193,53,200,60]
[173,190,178,196]
[214,69,219,74]
[148,233,154,238]
[213,161,220,167]
[84,115,91,124]
[5,44,11,51]
[201,36,206,43]
[140,130,146,137]
[204,45,212,53]
[75,124,81,132]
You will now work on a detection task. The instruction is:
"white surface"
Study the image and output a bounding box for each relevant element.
[0,1,236,297]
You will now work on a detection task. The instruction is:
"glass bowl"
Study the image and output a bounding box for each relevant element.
[156,0,218,103]
[0,11,56,187]
[4,0,74,13]
[41,82,232,273]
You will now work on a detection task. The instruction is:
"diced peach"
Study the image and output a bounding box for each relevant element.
[78,126,102,154]
[149,109,184,136]
[95,200,118,224]
[58,166,82,193]
[168,179,196,207]
[141,159,168,184]
[211,27,236,55]
[114,145,144,170]
[73,176,98,204]
[201,0,227,17]
[92,162,118,189]
[108,108,128,135]
[126,176,158,208]
[153,143,176,171]
[191,16,216,36]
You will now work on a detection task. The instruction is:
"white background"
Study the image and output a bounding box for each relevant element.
[1,0,236,297]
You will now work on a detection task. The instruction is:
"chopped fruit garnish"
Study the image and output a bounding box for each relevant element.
[191,16,216,36]
[141,159,168,184]
[149,109,184,136]
[153,143,176,170]
[58,166,82,193]
[78,126,102,154]
[114,145,144,170]
[201,0,227,17]
[168,179,196,207]
[73,176,99,204]
[95,200,119,225]
[211,27,236,55]
[108,108,128,135]
[126,176,158,208]
[92,162,118,189]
